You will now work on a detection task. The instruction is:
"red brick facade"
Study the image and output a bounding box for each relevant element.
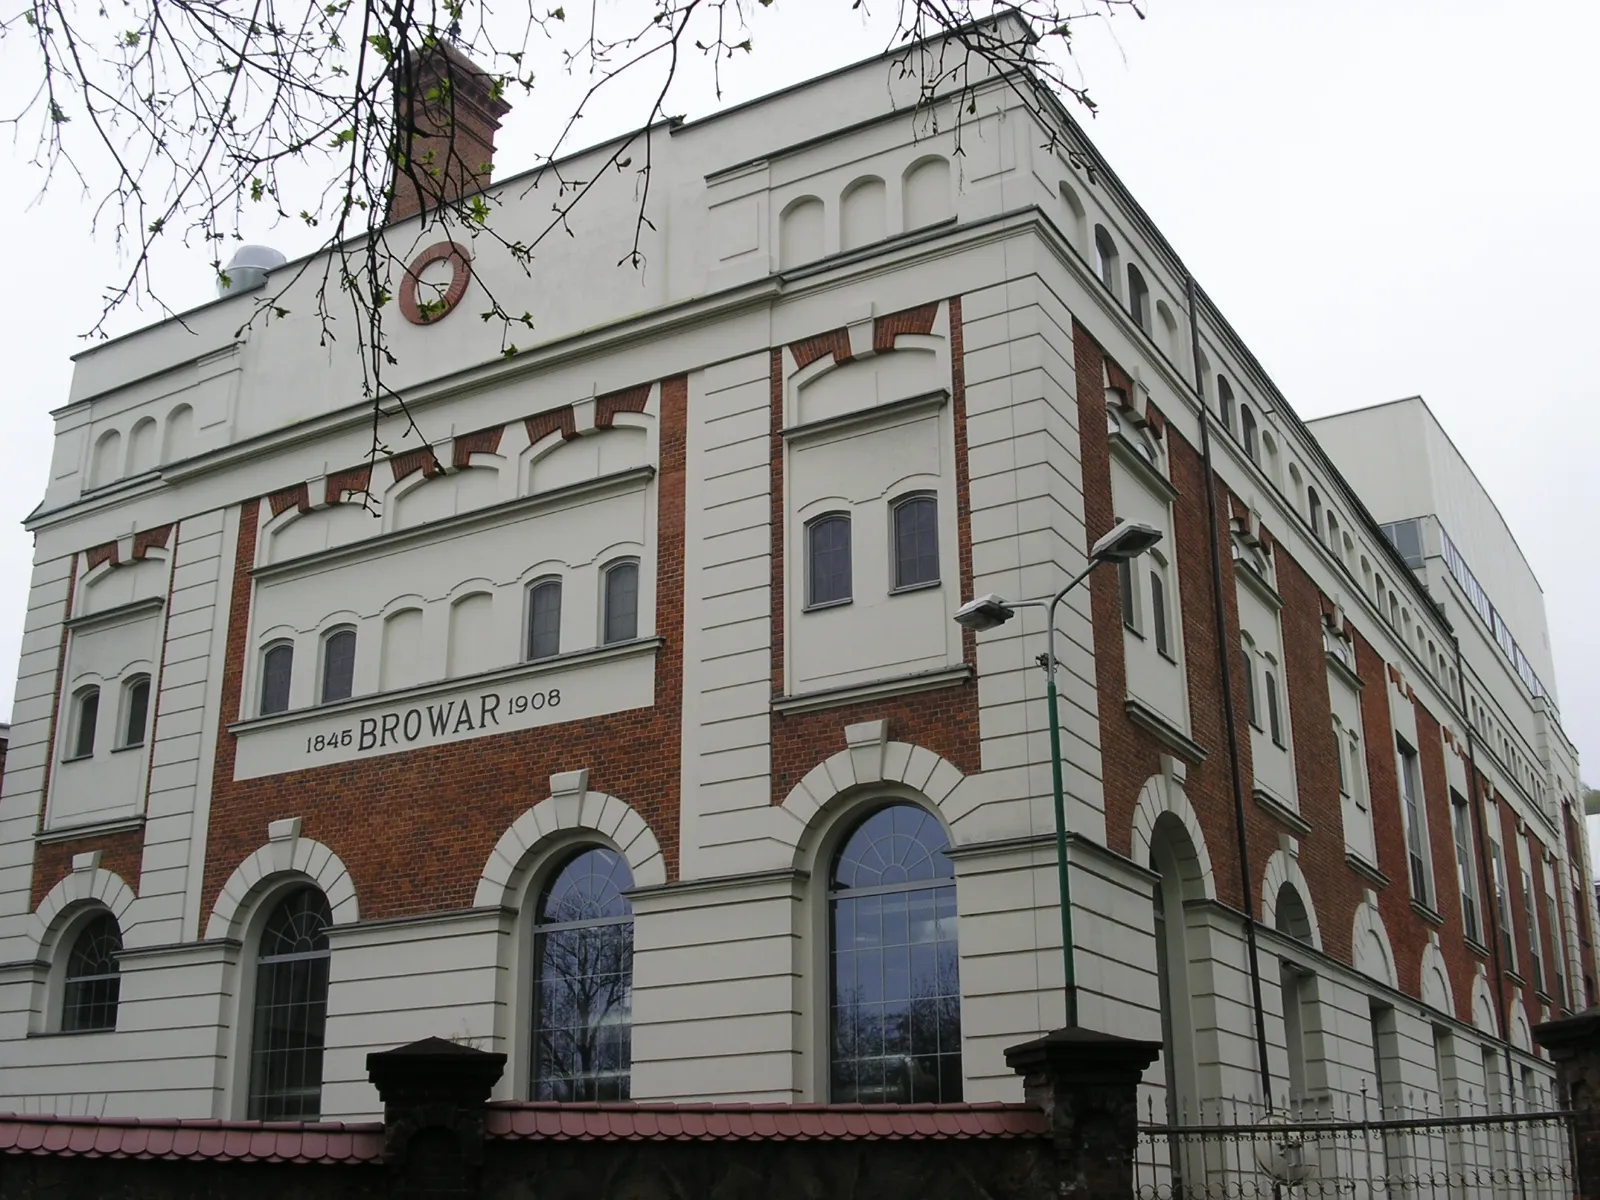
[197,376,689,922]
[31,829,144,912]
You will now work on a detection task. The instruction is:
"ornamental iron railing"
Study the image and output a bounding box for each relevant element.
[1135,1091,1576,1199]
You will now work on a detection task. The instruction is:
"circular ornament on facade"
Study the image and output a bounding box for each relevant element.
[399,241,472,325]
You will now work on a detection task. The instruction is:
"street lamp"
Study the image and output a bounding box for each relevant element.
[954,518,1163,1027]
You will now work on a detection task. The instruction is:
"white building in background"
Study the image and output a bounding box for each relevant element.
[0,25,1586,1194]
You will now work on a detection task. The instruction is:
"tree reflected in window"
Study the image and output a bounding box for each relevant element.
[532,847,635,1101]
[829,803,961,1103]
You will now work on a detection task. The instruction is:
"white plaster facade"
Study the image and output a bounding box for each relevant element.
[0,30,1583,1197]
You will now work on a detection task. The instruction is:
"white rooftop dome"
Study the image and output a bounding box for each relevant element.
[217,244,287,297]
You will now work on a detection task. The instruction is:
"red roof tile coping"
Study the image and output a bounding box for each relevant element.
[0,1114,383,1164]
[483,1101,1049,1142]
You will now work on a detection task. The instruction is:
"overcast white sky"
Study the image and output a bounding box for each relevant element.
[1,2,1594,804]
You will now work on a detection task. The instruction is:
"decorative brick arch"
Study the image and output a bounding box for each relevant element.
[1129,774,1217,902]
[1261,850,1322,951]
[204,830,358,940]
[1419,941,1456,1017]
[1508,998,1534,1052]
[31,867,136,957]
[774,730,970,867]
[473,770,665,908]
[1352,901,1397,988]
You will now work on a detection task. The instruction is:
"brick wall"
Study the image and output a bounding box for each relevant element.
[29,828,145,912]
[198,376,688,922]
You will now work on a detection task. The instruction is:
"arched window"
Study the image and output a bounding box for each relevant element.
[61,912,122,1031]
[807,513,852,608]
[69,686,100,758]
[1216,376,1236,434]
[828,804,961,1103]
[248,888,332,1120]
[1118,555,1140,633]
[1127,264,1150,332]
[1149,554,1172,659]
[602,560,640,644]
[1275,883,1313,944]
[1264,655,1283,745]
[527,578,563,660]
[531,847,635,1100]
[1241,635,1259,727]
[1093,226,1119,295]
[1307,488,1323,540]
[260,643,294,715]
[120,674,151,747]
[1333,719,1349,795]
[891,495,939,590]
[1240,405,1259,462]
[320,628,356,704]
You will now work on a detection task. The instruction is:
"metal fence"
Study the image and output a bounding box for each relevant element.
[1134,1093,1577,1198]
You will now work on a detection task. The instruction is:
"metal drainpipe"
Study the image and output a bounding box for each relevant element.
[1185,274,1275,1113]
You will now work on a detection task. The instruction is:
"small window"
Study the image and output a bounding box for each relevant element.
[1308,488,1323,540]
[61,913,122,1032]
[1399,738,1431,907]
[70,687,100,759]
[1242,637,1259,727]
[1217,376,1236,433]
[892,495,940,590]
[1149,559,1171,658]
[807,514,852,608]
[1119,556,1139,633]
[527,579,562,660]
[260,643,293,715]
[121,675,151,748]
[1127,265,1150,331]
[1094,225,1119,294]
[320,628,356,704]
[1334,721,1349,796]
[1264,658,1283,746]
[603,561,640,644]
[1240,405,1259,462]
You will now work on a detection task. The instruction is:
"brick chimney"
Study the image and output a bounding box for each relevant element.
[388,41,512,224]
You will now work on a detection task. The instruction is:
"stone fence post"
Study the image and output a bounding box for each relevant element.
[367,1036,508,1199]
[1006,1025,1163,1199]
[1534,1008,1600,1200]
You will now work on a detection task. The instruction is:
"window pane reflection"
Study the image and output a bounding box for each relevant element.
[829,804,961,1104]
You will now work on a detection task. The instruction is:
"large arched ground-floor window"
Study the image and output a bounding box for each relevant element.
[828,803,961,1104]
[531,847,635,1101]
[248,888,332,1120]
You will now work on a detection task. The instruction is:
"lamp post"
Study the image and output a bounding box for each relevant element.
[954,518,1163,1028]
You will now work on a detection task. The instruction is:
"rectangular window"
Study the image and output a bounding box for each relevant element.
[1334,723,1349,796]
[1491,839,1516,970]
[1452,793,1480,944]
[1382,518,1425,568]
[1397,738,1431,906]
[1119,556,1138,632]
[603,561,640,644]
[1524,866,1545,994]
[807,514,852,608]
[1281,962,1309,1105]
[1265,665,1283,746]
[1547,886,1568,1007]
[1150,565,1171,658]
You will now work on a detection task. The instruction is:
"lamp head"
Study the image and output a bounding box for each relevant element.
[1091,519,1164,563]
[954,594,1016,632]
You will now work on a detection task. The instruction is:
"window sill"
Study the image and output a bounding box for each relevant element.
[774,664,973,716]
[1345,852,1389,889]
[1253,786,1311,837]
[1123,622,1144,641]
[1464,935,1490,959]
[58,754,93,764]
[1157,649,1179,666]
[889,579,941,596]
[803,597,853,613]
[1326,650,1363,691]
[27,1027,117,1038]
[110,742,146,754]
[1123,697,1206,764]
[1409,898,1444,927]
[1505,969,1526,988]
[37,815,146,844]
[63,595,165,633]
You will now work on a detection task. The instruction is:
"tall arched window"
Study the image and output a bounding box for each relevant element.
[1307,487,1323,540]
[120,674,151,747]
[1240,405,1259,462]
[1093,226,1120,295]
[807,513,852,608]
[1127,264,1151,331]
[602,560,639,644]
[1241,635,1259,727]
[829,804,961,1103]
[891,494,939,590]
[69,686,100,759]
[248,888,332,1120]
[1216,376,1236,434]
[527,578,563,660]
[1149,554,1172,659]
[1264,655,1284,745]
[61,912,122,1031]
[320,628,356,703]
[260,642,294,715]
[531,847,635,1100]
